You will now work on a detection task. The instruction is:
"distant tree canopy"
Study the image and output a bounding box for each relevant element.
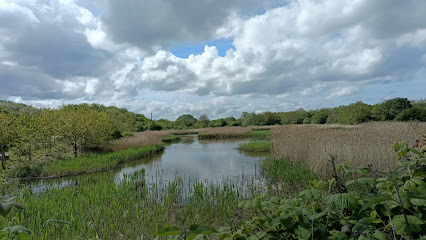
[175,114,197,129]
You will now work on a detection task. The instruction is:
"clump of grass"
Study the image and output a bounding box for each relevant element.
[271,122,426,177]
[161,135,181,143]
[238,142,271,152]
[261,157,315,194]
[16,144,165,178]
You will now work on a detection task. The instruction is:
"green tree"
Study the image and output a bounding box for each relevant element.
[336,101,372,124]
[196,114,210,128]
[372,98,412,120]
[263,112,280,125]
[279,109,311,125]
[175,114,197,128]
[311,109,329,124]
[57,106,112,157]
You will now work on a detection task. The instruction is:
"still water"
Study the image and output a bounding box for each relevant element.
[22,135,269,194]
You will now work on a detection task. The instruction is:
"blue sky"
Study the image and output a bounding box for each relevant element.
[170,39,235,58]
[0,0,425,120]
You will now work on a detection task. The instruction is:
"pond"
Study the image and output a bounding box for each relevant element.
[22,135,269,195]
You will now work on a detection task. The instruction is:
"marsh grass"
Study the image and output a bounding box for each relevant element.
[260,157,316,195]
[271,122,426,177]
[161,135,181,143]
[238,142,271,152]
[2,170,261,239]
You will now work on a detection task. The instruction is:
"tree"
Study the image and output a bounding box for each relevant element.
[311,109,329,124]
[175,114,197,128]
[57,106,112,157]
[197,114,210,128]
[336,101,372,124]
[263,112,280,125]
[372,98,412,120]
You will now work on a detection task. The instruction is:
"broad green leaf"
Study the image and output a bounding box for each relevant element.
[392,214,424,235]
[295,226,311,240]
[299,189,324,201]
[1,225,32,235]
[373,230,386,240]
[362,194,392,210]
[325,193,360,211]
[328,230,349,240]
[189,224,217,235]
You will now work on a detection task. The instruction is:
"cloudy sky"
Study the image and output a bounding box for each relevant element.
[1,0,425,120]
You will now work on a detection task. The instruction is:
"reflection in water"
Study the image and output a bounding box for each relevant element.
[21,136,268,195]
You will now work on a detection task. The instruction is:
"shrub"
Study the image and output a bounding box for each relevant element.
[396,107,426,122]
[311,109,329,124]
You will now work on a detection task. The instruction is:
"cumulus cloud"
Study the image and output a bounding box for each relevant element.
[1,0,426,119]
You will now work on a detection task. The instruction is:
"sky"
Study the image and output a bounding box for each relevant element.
[0,0,425,120]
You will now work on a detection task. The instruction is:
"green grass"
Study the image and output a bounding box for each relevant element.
[2,171,259,239]
[244,130,270,138]
[260,157,315,194]
[11,144,165,178]
[161,135,182,142]
[238,142,271,152]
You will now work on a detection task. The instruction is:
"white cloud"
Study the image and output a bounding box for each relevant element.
[1,0,426,119]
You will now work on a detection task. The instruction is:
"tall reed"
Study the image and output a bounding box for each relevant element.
[271,122,426,177]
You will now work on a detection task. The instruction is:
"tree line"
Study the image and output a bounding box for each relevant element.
[153,98,426,130]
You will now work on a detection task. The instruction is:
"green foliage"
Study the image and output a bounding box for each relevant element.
[238,142,271,152]
[312,109,329,124]
[372,98,412,120]
[279,109,311,125]
[0,196,30,240]
[176,114,197,129]
[148,122,163,131]
[396,105,426,122]
[336,101,372,124]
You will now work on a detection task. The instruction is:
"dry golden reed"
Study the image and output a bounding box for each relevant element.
[271,122,426,177]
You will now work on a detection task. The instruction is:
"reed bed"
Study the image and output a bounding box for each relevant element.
[32,144,164,178]
[238,142,271,152]
[271,122,426,177]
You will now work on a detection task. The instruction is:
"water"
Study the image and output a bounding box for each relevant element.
[20,135,269,195]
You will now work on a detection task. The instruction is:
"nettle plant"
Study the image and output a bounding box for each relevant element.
[153,141,426,240]
[0,196,31,240]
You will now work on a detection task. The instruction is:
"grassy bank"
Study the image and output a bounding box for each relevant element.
[11,144,164,178]
[161,135,181,143]
[238,142,271,152]
[271,122,426,177]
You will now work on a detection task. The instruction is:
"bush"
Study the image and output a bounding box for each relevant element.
[396,107,426,121]
[373,98,412,120]
[122,131,134,137]
[303,118,312,124]
[110,130,123,139]
[312,109,329,124]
